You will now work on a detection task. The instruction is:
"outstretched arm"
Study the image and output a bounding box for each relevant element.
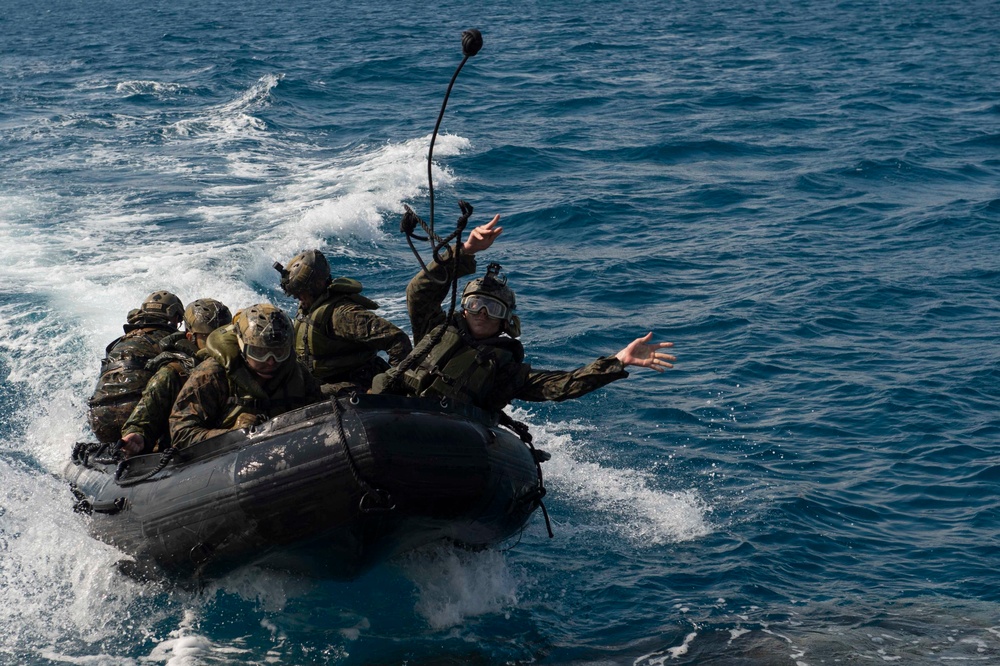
[615,332,675,371]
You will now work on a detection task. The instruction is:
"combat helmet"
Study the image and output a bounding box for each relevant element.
[273,250,331,297]
[461,262,519,337]
[183,298,233,335]
[234,303,293,363]
[137,291,184,324]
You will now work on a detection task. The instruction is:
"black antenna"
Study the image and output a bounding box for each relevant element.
[427,29,483,239]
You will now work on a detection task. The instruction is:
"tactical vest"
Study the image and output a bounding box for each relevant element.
[294,282,382,382]
[87,325,177,443]
[205,326,315,428]
[400,323,527,409]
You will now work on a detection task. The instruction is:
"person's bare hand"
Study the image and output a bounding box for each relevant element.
[462,215,503,254]
[120,432,145,458]
[615,332,676,371]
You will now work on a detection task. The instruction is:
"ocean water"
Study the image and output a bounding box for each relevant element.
[1,0,998,663]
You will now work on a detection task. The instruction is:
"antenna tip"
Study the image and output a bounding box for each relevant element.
[462,29,483,57]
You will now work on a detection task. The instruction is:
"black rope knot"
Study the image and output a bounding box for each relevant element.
[72,440,126,467]
[455,199,474,232]
[400,204,429,241]
[462,29,483,57]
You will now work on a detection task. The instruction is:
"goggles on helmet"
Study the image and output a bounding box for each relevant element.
[239,339,291,364]
[462,294,509,320]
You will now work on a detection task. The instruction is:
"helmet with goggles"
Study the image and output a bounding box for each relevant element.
[273,250,331,298]
[234,303,293,364]
[183,298,233,335]
[461,262,518,335]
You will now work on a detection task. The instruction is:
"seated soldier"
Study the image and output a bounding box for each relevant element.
[87,291,184,444]
[372,215,675,412]
[274,249,412,394]
[168,303,323,449]
[119,298,233,457]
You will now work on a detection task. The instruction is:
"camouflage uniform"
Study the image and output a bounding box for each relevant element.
[119,332,203,454]
[87,314,180,443]
[372,246,628,412]
[169,325,323,448]
[293,279,413,393]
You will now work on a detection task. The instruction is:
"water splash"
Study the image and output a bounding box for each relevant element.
[510,408,712,545]
[398,545,522,630]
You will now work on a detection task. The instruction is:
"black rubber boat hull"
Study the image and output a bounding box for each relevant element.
[64,394,542,580]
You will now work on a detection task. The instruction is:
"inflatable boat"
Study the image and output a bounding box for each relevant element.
[64,393,548,581]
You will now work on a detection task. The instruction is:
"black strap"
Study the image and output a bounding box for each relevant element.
[498,413,554,538]
[333,397,395,513]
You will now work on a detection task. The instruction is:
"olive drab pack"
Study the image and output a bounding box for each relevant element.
[400,323,527,408]
[145,332,200,376]
[87,327,178,443]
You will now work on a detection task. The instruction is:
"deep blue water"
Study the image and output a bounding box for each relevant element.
[1,0,999,663]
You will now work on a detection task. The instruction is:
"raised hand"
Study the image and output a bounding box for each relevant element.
[462,214,503,254]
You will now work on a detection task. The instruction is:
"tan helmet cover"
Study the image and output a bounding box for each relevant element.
[183,298,233,335]
[234,303,293,350]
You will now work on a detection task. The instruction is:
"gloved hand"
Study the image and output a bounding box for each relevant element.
[233,413,261,430]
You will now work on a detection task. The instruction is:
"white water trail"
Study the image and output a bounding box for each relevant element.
[0,69,474,656]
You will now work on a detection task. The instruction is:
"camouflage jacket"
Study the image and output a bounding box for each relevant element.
[169,330,323,449]
[120,336,204,453]
[377,245,629,411]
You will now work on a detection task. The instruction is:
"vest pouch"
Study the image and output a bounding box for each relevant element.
[426,347,497,405]
[401,326,466,398]
[401,364,435,397]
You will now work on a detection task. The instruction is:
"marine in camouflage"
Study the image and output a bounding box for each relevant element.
[119,341,202,454]
[87,294,184,443]
[373,245,628,412]
[169,323,323,449]
[277,250,413,392]
[294,286,413,390]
